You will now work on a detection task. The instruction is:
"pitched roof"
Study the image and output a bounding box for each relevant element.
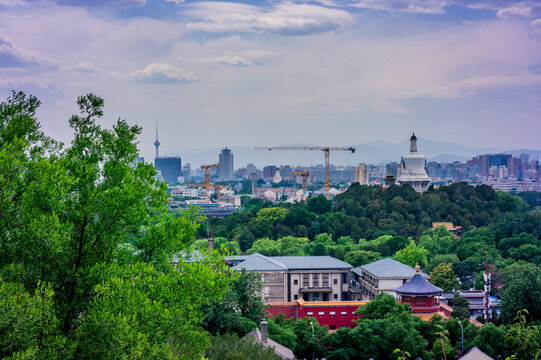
[245,328,295,360]
[231,253,288,271]
[272,256,353,270]
[460,347,494,360]
[354,258,429,279]
[393,273,443,295]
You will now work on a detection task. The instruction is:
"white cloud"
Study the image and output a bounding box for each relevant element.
[203,50,278,67]
[350,0,446,14]
[496,1,541,18]
[0,36,56,70]
[71,61,98,73]
[184,1,353,35]
[53,0,148,8]
[205,56,251,66]
[531,17,541,34]
[164,0,184,4]
[116,63,196,84]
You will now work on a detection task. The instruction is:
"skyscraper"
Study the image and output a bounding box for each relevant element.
[155,156,182,184]
[218,147,234,180]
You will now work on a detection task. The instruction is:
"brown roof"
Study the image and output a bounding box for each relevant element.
[245,328,295,360]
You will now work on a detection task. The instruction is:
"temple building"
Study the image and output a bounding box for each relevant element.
[394,265,443,314]
[397,133,431,192]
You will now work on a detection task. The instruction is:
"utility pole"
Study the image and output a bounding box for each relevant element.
[483,246,491,324]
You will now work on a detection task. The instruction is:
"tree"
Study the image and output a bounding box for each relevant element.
[206,333,281,360]
[306,196,332,215]
[355,292,411,320]
[450,293,470,320]
[501,267,541,323]
[392,240,428,267]
[505,310,541,360]
[418,227,456,259]
[430,263,460,292]
[203,270,265,337]
[344,250,382,267]
[0,92,235,359]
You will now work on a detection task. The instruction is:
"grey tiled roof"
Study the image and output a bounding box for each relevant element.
[460,347,494,360]
[272,256,353,270]
[231,253,288,271]
[354,258,429,279]
[393,273,443,295]
[245,328,295,360]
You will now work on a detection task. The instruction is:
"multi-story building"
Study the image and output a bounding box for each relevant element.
[263,166,277,179]
[155,156,182,184]
[230,253,353,302]
[219,147,234,180]
[351,258,429,300]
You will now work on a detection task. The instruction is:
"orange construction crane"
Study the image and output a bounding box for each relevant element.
[255,146,355,199]
[187,164,222,202]
[186,183,226,203]
[292,170,309,194]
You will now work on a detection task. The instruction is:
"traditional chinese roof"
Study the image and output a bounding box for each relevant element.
[459,347,494,360]
[393,265,443,295]
[354,258,429,279]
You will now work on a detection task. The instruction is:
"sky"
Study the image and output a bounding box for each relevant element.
[1,0,540,164]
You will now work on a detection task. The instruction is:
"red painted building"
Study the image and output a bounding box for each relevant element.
[267,299,367,330]
[393,265,443,314]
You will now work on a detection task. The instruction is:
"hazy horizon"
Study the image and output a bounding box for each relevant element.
[1,0,540,164]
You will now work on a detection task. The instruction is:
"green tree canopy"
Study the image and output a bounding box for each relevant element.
[392,240,429,267]
[430,263,460,292]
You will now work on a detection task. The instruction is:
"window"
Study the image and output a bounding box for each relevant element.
[307,312,313,316]
[294,295,298,300]
[294,279,298,285]
[312,273,319,287]
[302,274,310,287]
[330,311,336,316]
[330,325,336,330]
[342,273,348,284]
[323,293,329,301]
[322,273,329,287]
[264,275,270,282]
[264,286,269,294]
[333,278,338,285]
[333,294,338,300]
[318,311,324,316]
[341,311,347,316]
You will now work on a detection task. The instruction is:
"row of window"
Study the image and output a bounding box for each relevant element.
[298,273,333,287]
[306,311,356,316]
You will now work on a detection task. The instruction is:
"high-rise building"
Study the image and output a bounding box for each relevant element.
[263,166,277,179]
[155,156,182,184]
[356,163,369,185]
[478,155,490,176]
[489,154,512,168]
[183,163,191,182]
[507,157,522,178]
[219,147,234,180]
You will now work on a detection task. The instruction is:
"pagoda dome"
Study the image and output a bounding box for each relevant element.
[393,265,443,295]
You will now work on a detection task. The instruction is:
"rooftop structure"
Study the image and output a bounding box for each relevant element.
[459,347,494,360]
[394,265,443,314]
[244,321,295,360]
[397,133,431,192]
[351,258,429,300]
[230,253,353,302]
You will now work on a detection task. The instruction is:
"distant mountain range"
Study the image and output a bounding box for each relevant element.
[163,139,541,169]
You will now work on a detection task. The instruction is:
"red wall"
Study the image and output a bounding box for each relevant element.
[267,301,364,330]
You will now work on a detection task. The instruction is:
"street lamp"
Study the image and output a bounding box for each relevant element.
[458,319,464,355]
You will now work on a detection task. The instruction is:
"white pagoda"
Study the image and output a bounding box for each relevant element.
[397,133,431,192]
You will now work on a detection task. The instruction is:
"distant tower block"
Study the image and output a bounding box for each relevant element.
[154,121,160,159]
[397,133,431,192]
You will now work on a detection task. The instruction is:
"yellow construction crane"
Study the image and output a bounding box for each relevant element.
[255,146,356,199]
[292,170,309,194]
[187,164,222,202]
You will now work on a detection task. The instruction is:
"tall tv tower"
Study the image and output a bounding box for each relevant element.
[154,120,160,159]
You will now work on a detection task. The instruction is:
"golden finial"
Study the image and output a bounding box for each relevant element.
[415,265,420,274]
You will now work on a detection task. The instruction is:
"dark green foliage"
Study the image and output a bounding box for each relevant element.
[450,293,470,320]
[206,333,281,360]
[501,267,541,323]
[203,270,265,337]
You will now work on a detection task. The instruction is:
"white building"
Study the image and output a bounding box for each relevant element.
[397,133,431,192]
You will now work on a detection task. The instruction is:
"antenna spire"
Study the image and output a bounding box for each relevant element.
[154,120,160,159]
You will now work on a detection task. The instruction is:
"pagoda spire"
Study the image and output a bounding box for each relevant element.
[409,132,417,153]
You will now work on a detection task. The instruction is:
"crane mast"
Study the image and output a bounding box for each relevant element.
[255,146,355,199]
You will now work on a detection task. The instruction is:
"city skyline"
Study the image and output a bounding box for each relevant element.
[1,0,540,164]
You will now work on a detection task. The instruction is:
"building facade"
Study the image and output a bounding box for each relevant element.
[219,147,234,180]
[155,156,182,184]
[230,253,353,302]
[352,258,429,300]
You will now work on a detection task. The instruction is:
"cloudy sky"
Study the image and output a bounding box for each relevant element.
[1,0,540,163]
